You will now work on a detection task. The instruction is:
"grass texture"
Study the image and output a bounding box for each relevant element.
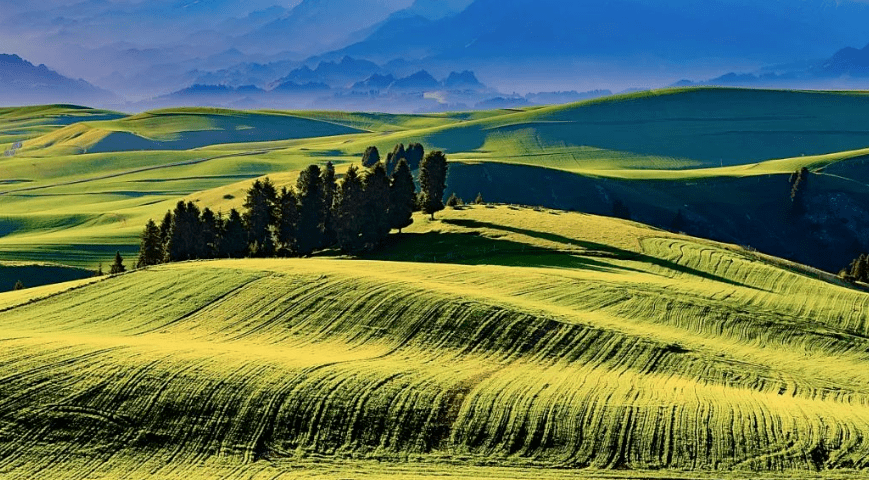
[0,207,869,478]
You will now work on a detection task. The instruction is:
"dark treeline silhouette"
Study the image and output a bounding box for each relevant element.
[136,145,448,267]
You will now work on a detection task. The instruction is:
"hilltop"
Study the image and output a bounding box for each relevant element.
[0,206,868,478]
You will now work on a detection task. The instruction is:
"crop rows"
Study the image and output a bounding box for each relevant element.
[1,226,869,477]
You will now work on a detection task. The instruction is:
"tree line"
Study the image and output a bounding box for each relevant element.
[134,145,448,268]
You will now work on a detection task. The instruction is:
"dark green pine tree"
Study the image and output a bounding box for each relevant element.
[276,187,300,256]
[389,158,416,233]
[109,251,126,275]
[158,210,173,258]
[386,143,406,176]
[419,151,448,220]
[243,178,278,257]
[404,143,424,171]
[136,219,163,268]
[362,146,380,167]
[362,162,391,250]
[200,207,219,259]
[334,165,366,253]
[296,165,325,256]
[220,209,249,258]
[166,201,204,261]
[321,162,337,248]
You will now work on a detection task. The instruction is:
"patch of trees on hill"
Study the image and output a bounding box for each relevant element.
[135,145,448,268]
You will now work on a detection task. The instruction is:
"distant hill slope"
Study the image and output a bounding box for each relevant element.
[1,207,869,478]
[19,108,367,154]
[0,54,118,106]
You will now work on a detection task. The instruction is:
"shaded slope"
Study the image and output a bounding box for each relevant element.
[1,208,869,478]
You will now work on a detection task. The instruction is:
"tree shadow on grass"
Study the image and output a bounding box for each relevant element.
[368,231,646,275]
[439,219,761,290]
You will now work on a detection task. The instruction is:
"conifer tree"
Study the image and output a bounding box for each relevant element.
[165,201,205,261]
[136,219,163,268]
[243,178,278,256]
[296,165,325,256]
[159,210,173,247]
[389,158,415,233]
[446,193,462,208]
[200,207,219,259]
[362,146,380,167]
[404,143,424,171]
[220,209,249,258]
[276,187,300,255]
[419,151,448,220]
[386,143,406,175]
[109,251,126,275]
[321,162,337,247]
[362,162,391,250]
[334,165,366,253]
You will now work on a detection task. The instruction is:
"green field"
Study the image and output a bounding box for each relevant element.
[4,87,869,477]
[3,87,869,272]
[1,207,869,479]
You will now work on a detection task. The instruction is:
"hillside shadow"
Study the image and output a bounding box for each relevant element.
[440,219,759,289]
[367,231,643,274]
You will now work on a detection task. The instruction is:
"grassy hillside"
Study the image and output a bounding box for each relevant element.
[5,88,869,273]
[1,207,869,479]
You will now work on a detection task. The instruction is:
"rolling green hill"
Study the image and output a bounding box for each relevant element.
[1,207,868,479]
[4,88,869,273]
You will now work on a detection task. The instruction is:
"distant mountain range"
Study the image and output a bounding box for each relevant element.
[8,0,869,109]
[0,54,116,106]
[134,65,610,112]
[674,42,869,89]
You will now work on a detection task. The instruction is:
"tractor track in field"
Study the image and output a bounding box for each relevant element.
[0,149,276,196]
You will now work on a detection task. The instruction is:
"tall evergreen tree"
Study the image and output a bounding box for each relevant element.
[296,165,325,256]
[166,201,204,261]
[220,209,249,258]
[334,165,366,253]
[243,178,278,256]
[389,158,416,233]
[276,187,300,256]
[158,210,173,260]
[321,162,337,247]
[136,219,163,268]
[362,146,380,167]
[159,210,173,246]
[419,151,448,220]
[110,251,126,275]
[386,143,406,176]
[404,143,424,171]
[200,207,219,259]
[362,162,391,250]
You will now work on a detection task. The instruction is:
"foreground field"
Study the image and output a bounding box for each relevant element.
[1,207,869,478]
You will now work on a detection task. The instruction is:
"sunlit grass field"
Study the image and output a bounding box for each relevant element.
[5,87,869,269]
[1,207,869,479]
[5,88,869,478]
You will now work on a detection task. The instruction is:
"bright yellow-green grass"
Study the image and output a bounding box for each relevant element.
[1,207,869,479]
[6,87,869,269]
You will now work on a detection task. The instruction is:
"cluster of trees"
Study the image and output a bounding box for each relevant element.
[135,145,449,268]
[845,254,869,283]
